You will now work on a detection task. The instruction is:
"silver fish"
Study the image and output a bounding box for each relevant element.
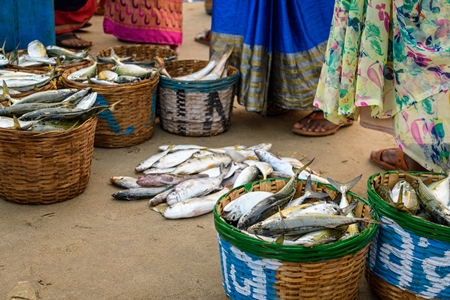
[27,40,47,58]
[248,213,375,237]
[243,160,273,180]
[199,44,234,81]
[221,191,275,223]
[158,144,207,152]
[152,149,201,169]
[67,61,97,82]
[237,165,306,230]
[287,175,330,208]
[148,188,175,206]
[166,164,230,205]
[9,88,78,106]
[173,49,224,81]
[163,188,231,219]
[232,165,260,188]
[112,186,173,201]
[254,149,329,184]
[391,180,420,214]
[137,173,209,187]
[326,174,363,238]
[143,167,176,175]
[135,149,171,172]
[411,176,450,226]
[110,176,142,189]
[171,153,232,175]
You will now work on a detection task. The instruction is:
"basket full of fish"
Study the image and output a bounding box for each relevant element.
[0,67,57,100]
[213,166,379,299]
[61,54,160,148]
[0,87,109,204]
[97,44,177,67]
[157,44,239,137]
[365,171,450,300]
[4,40,92,86]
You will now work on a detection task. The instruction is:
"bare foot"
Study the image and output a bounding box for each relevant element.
[293,111,342,134]
[56,32,92,49]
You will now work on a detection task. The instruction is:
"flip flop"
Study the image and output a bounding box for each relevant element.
[370,148,409,171]
[194,29,211,45]
[55,32,92,50]
[292,111,354,137]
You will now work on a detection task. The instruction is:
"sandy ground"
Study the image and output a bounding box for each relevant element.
[0,3,390,299]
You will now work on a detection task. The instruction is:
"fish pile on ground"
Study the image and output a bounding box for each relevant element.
[375,175,450,226]
[68,50,159,85]
[6,39,90,68]
[109,143,378,247]
[0,86,118,131]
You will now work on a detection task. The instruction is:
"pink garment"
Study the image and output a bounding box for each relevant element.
[103,0,183,46]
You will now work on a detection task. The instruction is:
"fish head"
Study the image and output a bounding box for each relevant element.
[0,55,8,66]
[221,210,239,222]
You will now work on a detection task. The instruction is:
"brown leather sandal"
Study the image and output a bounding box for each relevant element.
[292,111,354,137]
[370,148,408,171]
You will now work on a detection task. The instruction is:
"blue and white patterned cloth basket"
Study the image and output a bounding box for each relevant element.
[366,216,450,299]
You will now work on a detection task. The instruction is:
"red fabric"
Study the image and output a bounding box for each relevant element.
[54,0,97,34]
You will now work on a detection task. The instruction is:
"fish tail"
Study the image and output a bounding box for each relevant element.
[326,174,362,194]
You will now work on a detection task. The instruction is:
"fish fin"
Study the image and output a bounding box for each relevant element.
[12,115,21,130]
[0,38,5,54]
[109,99,124,112]
[275,235,285,244]
[304,175,313,193]
[326,174,362,194]
[293,157,315,176]
[340,201,359,216]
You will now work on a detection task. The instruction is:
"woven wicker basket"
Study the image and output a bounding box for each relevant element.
[97,44,177,67]
[0,117,97,205]
[214,178,378,300]
[365,171,450,300]
[158,60,239,137]
[5,49,92,87]
[61,64,159,148]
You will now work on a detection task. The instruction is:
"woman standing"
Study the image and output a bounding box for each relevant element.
[102,0,183,52]
[209,0,335,117]
[314,0,450,172]
[54,0,97,49]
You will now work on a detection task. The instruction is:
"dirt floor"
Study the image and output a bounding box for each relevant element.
[0,3,390,299]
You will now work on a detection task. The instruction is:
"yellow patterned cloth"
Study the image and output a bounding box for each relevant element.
[314,0,450,171]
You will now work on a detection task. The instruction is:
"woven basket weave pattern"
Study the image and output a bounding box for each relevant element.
[97,44,177,66]
[0,117,97,204]
[62,64,159,148]
[158,60,239,137]
[214,178,377,300]
[365,171,450,300]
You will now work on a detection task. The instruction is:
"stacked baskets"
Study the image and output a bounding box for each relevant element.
[366,171,450,300]
[158,60,239,137]
[0,117,97,204]
[214,178,379,300]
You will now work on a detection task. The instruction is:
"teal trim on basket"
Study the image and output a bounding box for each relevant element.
[214,178,379,263]
[159,70,240,93]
